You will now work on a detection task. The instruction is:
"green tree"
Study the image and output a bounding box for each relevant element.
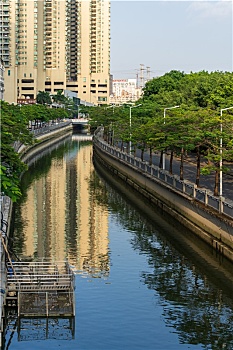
[36,91,52,105]
[1,101,34,201]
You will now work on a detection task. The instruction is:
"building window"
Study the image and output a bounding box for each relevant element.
[21,79,34,83]
[21,87,34,90]
[8,70,10,76]
[83,77,86,82]
[98,97,107,101]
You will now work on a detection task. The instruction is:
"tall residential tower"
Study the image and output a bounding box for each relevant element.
[0,0,110,105]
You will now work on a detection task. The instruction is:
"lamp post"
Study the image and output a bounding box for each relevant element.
[105,105,114,110]
[162,105,180,169]
[105,105,122,144]
[219,106,233,196]
[106,104,122,113]
[129,104,142,155]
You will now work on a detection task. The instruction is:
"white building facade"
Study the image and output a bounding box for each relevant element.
[109,79,142,105]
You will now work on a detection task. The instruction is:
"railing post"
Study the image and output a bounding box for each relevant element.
[193,184,197,199]
[182,181,185,193]
[18,291,20,316]
[219,196,224,214]
[173,175,176,187]
[46,291,49,316]
[205,190,208,206]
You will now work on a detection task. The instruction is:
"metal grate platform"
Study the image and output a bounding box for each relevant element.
[6,261,75,316]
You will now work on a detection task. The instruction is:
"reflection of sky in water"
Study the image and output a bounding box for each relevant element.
[9,138,233,350]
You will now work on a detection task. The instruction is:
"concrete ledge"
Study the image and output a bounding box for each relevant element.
[93,142,233,263]
[19,124,73,162]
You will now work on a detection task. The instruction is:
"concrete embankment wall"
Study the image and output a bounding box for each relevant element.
[19,124,73,165]
[93,142,233,263]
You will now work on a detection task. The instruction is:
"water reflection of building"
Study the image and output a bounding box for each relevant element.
[65,143,109,277]
[21,143,109,277]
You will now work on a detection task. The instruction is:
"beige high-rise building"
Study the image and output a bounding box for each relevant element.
[1,0,110,105]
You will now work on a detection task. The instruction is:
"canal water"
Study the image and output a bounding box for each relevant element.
[4,134,233,349]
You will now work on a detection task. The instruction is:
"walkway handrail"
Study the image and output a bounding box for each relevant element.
[93,130,233,219]
[13,120,72,152]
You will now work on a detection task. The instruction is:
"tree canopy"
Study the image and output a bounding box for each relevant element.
[0,99,70,201]
[88,70,233,196]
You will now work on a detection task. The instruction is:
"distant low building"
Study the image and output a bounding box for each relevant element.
[109,79,142,105]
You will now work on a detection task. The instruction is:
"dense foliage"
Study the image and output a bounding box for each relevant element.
[88,70,233,196]
[1,101,33,201]
[1,93,73,201]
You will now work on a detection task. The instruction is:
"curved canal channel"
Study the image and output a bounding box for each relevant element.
[3,133,233,350]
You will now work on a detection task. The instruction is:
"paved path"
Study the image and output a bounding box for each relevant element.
[135,150,233,202]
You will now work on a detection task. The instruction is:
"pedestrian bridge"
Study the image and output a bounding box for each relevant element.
[71,118,88,125]
[71,118,89,132]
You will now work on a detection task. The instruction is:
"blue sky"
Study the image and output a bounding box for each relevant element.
[110,1,232,80]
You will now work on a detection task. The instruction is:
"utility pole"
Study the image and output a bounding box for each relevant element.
[140,64,145,88]
[136,71,139,89]
[146,66,150,83]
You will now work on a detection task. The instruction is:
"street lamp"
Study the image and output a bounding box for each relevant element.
[129,104,142,155]
[105,105,122,144]
[219,106,233,196]
[105,105,114,110]
[106,104,122,113]
[162,105,180,169]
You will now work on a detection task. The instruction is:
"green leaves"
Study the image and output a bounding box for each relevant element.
[1,101,31,202]
[36,91,52,105]
[0,165,22,202]
[143,70,233,110]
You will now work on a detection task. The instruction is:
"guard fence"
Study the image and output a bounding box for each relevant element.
[93,131,233,220]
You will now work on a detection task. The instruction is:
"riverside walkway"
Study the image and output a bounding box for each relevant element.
[94,131,233,263]
[96,130,233,219]
[138,150,233,202]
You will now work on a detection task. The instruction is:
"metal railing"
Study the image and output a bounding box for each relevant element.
[6,261,75,292]
[30,120,71,137]
[18,290,75,316]
[13,121,72,152]
[93,132,233,219]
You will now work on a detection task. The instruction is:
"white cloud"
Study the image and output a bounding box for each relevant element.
[187,0,232,20]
